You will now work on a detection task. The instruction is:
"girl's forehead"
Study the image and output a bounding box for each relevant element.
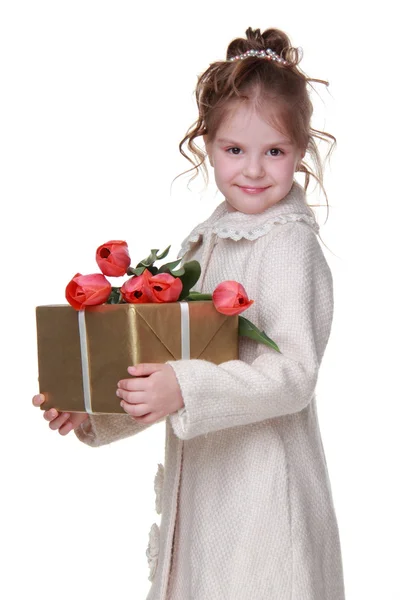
[217,100,291,141]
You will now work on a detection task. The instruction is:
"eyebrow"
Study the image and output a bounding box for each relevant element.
[216,138,293,147]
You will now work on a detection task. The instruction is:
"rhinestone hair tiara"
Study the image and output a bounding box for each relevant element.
[228,48,288,65]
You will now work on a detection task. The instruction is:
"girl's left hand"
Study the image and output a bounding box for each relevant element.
[117,363,184,425]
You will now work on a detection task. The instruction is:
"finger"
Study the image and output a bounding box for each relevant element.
[59,413,88,436]
[117,378,146,392]
[49,412,71,431]
[116,389,147,405]
[32,394,45,407]
[58,420,75,436]
[43,409,60,422]
[127,363,162,377]
[120,400,151,418]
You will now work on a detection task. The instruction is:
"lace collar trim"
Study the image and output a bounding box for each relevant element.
[178,182,319,258]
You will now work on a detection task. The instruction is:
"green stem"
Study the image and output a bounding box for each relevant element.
[185,293,213,301]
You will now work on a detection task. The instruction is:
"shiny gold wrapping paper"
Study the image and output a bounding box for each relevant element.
[36,302,239,414]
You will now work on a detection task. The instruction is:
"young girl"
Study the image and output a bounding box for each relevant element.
[33,27,346,600]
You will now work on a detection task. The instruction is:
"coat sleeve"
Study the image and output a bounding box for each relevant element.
[74,413,165,447]
[167,222,334,440]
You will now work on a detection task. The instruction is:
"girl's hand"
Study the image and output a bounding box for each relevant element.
[32,394,89,435]
[117,363,184,425]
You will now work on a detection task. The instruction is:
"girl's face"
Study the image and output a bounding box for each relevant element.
[205,100,304,214]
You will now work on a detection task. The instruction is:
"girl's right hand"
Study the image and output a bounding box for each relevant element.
[32,394,89,435]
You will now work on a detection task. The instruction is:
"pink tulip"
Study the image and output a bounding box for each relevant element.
[149,273,183,303]
[96,240,131,277]
[65,273,112,310]
[121,269,155,303]
[212,280,254,315]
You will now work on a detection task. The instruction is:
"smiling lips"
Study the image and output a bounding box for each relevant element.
[238,185,270,194]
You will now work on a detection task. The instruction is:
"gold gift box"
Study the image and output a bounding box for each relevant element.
[36,302,238,414]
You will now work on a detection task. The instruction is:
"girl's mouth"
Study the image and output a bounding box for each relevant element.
[238,186,269,194]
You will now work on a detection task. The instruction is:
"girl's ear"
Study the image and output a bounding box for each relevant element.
[203,135,214,168]
[296,149,306,171]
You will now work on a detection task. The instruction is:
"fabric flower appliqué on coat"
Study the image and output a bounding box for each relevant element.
[146,522,160,582]
[154,463,164,515]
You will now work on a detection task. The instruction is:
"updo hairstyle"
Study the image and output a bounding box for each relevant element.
[178,27,335,199]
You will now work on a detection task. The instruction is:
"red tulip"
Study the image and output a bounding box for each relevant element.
[149,273,183,303]
[212,280,254,315]
[65,273,112,310]
[96,240,131,277]
[121,269,154,303]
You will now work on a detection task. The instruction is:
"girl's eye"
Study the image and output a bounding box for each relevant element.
[227,147,242,155]
[267,148,283,157]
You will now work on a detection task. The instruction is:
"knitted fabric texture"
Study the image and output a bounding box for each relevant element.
[75,182,346,600]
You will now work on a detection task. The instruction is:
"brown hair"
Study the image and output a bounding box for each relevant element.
[177,27,336,214]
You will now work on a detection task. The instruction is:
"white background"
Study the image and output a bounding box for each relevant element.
[1,1,399,599]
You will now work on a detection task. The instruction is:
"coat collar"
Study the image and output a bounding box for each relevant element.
[178,181,319,258]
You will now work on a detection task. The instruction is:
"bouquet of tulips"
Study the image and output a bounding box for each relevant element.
[65,241,280,353]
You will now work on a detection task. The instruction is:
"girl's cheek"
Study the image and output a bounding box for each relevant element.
[278,159,296,176]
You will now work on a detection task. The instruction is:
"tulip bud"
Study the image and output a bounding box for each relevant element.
[212,280,254,315]
[96,240,131,277]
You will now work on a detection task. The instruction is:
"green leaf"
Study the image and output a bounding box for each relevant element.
[136,246,171,269]
[158,259,182,273]
[174,260,201,300]
[127,266,146,276]
[155,245,171,260]
[136,249,158,269]
[107,287,122,305]
[238,315,281,353]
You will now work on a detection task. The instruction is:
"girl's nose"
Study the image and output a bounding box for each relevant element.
[242,157,266,179]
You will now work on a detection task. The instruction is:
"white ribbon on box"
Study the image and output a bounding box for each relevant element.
[78,309,93,414]
[180,301,190,361]
[77,302,191,414]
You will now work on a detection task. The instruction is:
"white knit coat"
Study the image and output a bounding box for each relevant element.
[75,182,346,599]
